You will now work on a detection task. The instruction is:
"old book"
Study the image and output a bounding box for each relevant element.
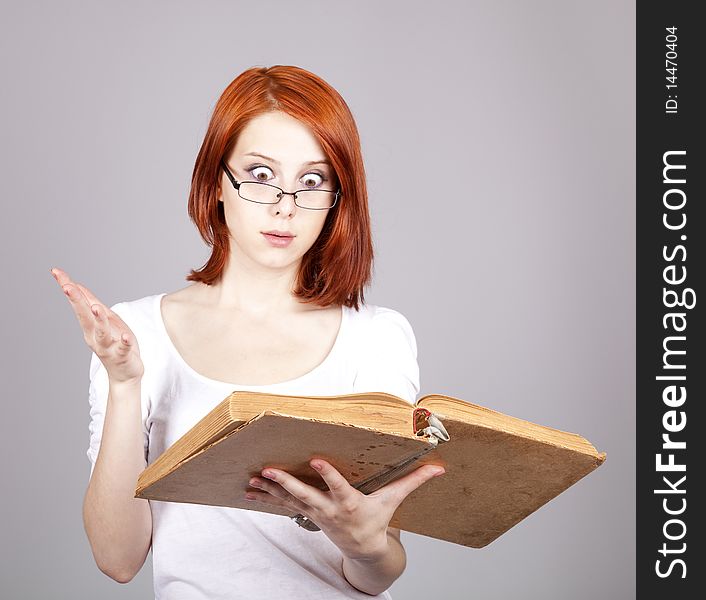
[134,391,606,548]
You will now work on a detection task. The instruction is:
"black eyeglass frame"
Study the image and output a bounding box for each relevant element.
[220,160,341,210]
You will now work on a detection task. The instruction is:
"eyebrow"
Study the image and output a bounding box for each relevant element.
[243,152,331,167]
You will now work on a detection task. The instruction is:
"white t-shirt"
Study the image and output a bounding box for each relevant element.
[87,292,420,600]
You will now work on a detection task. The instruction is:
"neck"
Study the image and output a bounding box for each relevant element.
[204,248,303,316]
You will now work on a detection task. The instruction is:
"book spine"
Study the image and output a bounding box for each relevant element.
[413,408,450,442]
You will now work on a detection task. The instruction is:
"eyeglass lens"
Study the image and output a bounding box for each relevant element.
[238,182,335,209]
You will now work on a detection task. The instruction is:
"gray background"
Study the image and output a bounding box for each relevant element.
[1,0,635,598]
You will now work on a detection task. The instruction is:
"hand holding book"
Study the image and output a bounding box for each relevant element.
[245,457,445,559]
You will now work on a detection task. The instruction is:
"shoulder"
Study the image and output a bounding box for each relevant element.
[349,303,418,357]
[349,303,420,402]
[108,284,210,348]
[107,293,164,340]
[109,293,161,319]
[349,302,415,325]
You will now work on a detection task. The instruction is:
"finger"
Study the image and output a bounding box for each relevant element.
[50,267,71,288]
[309,459,355,499]
[244,490,315,521]
[60,274,130,335]
[90,303,116,350]
[64,284,126,354]
[377,465,445,509]
[74,282,104,309]
[260,468,327,511]
[51,269,90,307]
[61,282,97,333]
[248,477,310,514]
[51,268,134,353]
[75,282,122,335]
[51,269,85,311]
[51,269,100,315]
[73,281,133,333]
[249,476,297,502]
[115,328,135,353]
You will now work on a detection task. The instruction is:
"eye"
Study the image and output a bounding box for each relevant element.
[301,172,325,188]
[248,165,274,182]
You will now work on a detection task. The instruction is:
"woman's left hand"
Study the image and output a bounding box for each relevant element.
[245,459,445,560]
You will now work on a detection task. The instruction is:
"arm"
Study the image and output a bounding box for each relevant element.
[51,268,152,584]
[83,378,153,583]
[341,527,406,596]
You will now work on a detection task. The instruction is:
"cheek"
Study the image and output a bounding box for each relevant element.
[302,214,329,244]
[223,200,258,232]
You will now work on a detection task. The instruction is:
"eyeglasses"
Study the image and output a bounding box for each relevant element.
[221,160,340,210]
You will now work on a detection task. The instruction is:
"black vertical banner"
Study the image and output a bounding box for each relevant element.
[637,2,704,597]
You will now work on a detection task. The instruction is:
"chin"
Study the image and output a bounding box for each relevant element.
[258,251,302,269]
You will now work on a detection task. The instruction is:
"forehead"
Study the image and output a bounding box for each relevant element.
[232,111,327,163]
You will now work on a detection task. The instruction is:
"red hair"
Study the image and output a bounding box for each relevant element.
[186,65,373,310]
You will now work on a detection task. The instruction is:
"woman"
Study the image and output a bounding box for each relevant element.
[51,65,444,599]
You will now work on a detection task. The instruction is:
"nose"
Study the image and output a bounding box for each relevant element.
[271,190,297,217]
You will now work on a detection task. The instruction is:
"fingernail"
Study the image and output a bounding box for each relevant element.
[311,462,322,471]
[244,493,256,501]
[433,468,445,477]
[262,470,275,480]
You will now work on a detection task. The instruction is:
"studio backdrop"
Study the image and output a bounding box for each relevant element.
[1,1,634,598]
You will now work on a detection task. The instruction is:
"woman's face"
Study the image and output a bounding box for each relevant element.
[218,110,337,272]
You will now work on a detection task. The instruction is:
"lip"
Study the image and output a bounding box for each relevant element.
[262,230,295,238]
[262,232,295,247]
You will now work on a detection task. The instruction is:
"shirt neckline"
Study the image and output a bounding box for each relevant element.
[153,292,348,388]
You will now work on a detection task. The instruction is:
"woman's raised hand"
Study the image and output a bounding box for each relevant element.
[51,267,144,385]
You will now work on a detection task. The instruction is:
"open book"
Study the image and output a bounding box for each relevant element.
[134,391,606,548]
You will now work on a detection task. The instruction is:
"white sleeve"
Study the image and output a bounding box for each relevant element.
[87,302,150,479]
[352,307,421,405]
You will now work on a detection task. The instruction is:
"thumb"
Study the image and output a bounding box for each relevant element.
[379,464,445,509]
